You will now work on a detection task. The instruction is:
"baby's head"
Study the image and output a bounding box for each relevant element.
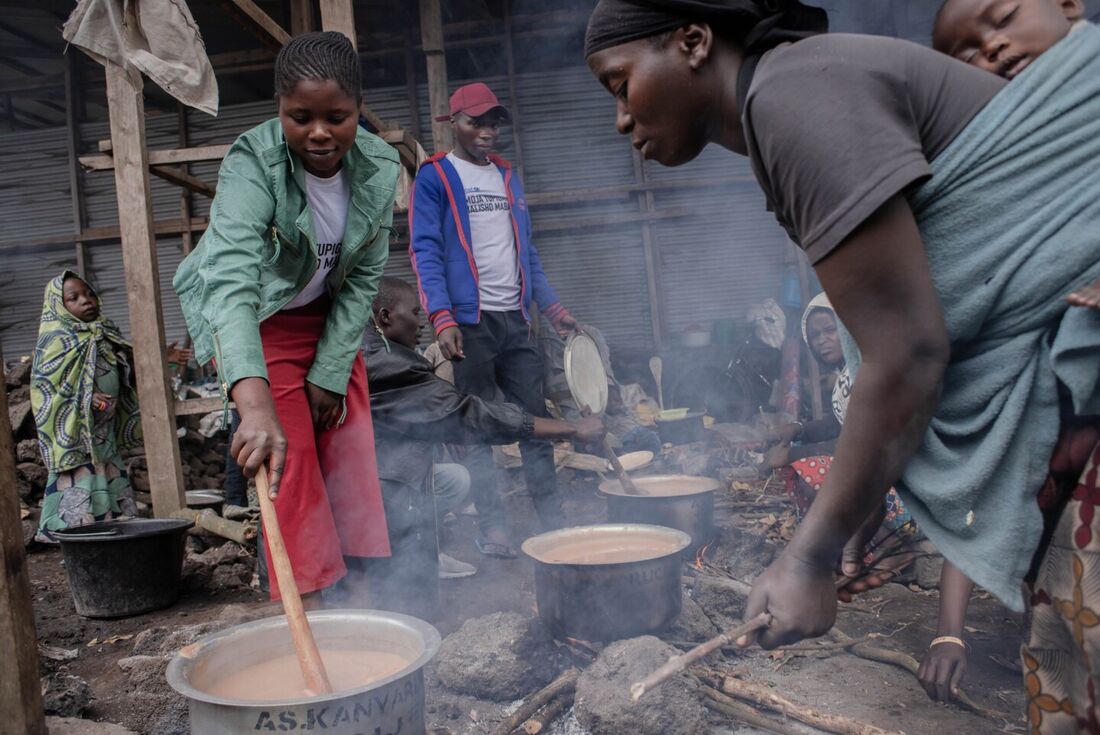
[933,0,1084,79]
[273,31,362,178]
[62,275,100,323]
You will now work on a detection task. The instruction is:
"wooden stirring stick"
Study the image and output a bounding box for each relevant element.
[581,404,641,495]
[255,464,332,696]
[630,612,772,701]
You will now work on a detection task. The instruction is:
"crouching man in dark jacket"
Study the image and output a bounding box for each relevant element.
[364,277,603,619]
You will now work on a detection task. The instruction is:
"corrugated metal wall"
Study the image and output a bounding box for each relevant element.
[6,0,1099,360]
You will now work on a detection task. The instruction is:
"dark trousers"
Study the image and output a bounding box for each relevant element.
[453,310,560,532]
[223,410,246,506]
[361,478,440,620]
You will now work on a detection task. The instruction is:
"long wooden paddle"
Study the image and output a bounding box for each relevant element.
[581,404,641,495]
[255,464,332,696]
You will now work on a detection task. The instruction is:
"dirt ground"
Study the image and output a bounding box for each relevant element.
[29,466,1028,734]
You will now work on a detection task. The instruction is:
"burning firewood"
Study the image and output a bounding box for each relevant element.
[489,668,580,735]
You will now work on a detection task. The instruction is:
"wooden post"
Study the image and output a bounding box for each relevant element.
[64,54,87,276]
[176,103,195,256]
[0,351,49,735]
[404,27,423,143]
[289,0,314,36]
[419,0,452,152]
[104,62,186,516]
[632,152,665,351]
[319,0,356,44]
[501,2,525,179]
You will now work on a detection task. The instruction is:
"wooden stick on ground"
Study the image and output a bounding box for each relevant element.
[521,691,573,734]
[829,630,1002,720]
[171,508,256,545]
[631,612,772,701]
[703,687,819,735]
[255,465,332,696]
[489,668,579,735]
[720,676,900,735]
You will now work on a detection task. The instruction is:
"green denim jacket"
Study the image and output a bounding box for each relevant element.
[173,118,399,397]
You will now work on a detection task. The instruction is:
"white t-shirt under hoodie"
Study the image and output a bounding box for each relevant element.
[447,152,521,312]
[283,169,348,310]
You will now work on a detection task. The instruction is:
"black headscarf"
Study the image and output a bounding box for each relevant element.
[583,0,828,58]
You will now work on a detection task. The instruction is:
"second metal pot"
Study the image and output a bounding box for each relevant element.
[522,524,690,642]
[600,475,718,553]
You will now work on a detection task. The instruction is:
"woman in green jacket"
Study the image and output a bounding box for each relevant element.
[174,32,400,606]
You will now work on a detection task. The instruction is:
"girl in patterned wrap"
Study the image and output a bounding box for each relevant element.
[31,272,142,542]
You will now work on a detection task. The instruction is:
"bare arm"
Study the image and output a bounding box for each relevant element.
[229,377,287,498]
[742,195,951,648]
[918,560,974,701]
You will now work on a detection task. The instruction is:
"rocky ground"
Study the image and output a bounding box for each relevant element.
[10,354,1027,734]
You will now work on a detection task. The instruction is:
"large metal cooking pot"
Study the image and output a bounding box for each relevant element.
[166,609,440,735]
[600,475,718,554]
[523,524,690,641]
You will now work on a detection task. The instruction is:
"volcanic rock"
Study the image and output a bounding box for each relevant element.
[573,636,708,735]
[435,612,556,701]
[41,674,93,717]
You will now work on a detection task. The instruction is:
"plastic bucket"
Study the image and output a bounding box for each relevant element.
[55,518,194,618]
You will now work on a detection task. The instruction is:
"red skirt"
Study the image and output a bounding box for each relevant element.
[259,297,390,599]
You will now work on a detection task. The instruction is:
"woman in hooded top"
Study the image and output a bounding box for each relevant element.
[585,0,1100,725]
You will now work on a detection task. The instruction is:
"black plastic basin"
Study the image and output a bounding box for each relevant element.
[55,518,194,618]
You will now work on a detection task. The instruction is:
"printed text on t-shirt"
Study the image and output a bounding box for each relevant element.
[466,188,510,214]
[316,241,341,270]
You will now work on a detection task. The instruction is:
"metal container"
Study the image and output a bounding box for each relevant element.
[522,524,690,641]
[166,609,440,735]
[654,411,706,445]
[600,475,718,554]
[186,490,225,516]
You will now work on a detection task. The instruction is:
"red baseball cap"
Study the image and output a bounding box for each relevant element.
[434,82,511,122]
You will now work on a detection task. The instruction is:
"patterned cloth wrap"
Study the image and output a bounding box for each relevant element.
[1023,423,1100,735]
[786,456,918,536]
[30,271,141,534]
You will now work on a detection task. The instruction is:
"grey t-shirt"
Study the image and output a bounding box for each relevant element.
[742,33,1006,264]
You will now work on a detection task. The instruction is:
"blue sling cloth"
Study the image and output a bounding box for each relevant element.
[841,25,1100,610]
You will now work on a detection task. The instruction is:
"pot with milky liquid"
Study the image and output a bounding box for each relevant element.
[600,474,718,554]
[166,609,440,735]
[523,523,690,642]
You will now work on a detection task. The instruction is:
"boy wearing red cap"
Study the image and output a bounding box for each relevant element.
[410,82,577,558]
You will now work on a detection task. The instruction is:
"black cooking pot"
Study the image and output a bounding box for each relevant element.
[654,411,706,445]
[522,524,690,641]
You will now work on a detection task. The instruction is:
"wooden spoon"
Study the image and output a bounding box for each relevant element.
[255,464,332,696]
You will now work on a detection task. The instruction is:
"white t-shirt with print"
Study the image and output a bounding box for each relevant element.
[447,152,521,312]
[283,169,348,310]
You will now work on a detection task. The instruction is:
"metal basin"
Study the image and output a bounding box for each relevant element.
[166,609,440,735]
[522,524,690,642]
[186,490,225,516]
[600,475,718,553]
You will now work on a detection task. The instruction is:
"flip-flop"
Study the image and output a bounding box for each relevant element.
[475,536,517,559]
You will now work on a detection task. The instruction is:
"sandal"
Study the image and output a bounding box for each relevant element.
[475,536,517,559]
